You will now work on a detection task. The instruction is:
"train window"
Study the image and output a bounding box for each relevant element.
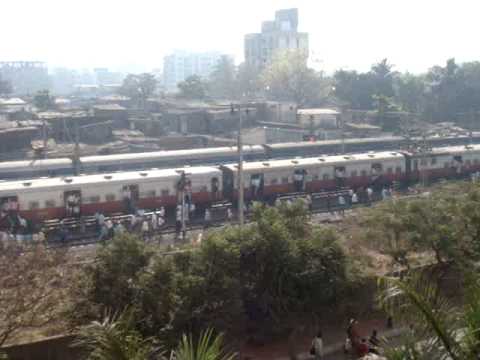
[281,177,289,184]
[45,200,56,208]
[312,174,319,181]
[105,194,116,202]
[350,170,358,177]
[413,160,419,170]
[466,160,472,166]
[200,185,208,192]
[29,201,40,210]
[420,158,427,166]
[148,190,156,197]
[474,159,480,165]
[323,174,330,181]
[161,189,170,196]
[361,170,368,177]
[89,196,100,203]
[387,168,393,174]
[431,157,437,165]
[395,167,402,174]
[444,162,449,168]
[270,178,278,185]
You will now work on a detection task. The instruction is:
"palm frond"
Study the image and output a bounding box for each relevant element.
[378,275,465,360]
[174,328,235,360]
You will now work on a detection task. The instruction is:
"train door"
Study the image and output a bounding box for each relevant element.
[293,169,307,192]
[122,184,139,214]
[211,177,220,201]
[370,163,384,189]
[453,155,463,177]
[221,168,234,199]
[334,166,346,188]
[250,173,264,199]
[0,196,18,214]
[64,190,81,218]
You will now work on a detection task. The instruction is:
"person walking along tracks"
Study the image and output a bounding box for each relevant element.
[310,331,324,360]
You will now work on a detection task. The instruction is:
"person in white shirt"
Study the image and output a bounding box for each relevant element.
[338,195,346,216]
[311,331,324,360]
[204,208,211,229]
[351,192,359,206]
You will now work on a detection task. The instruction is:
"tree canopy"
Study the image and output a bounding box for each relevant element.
[119,73,157,108]
[177,75,208,100]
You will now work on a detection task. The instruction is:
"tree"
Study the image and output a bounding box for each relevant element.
[74,310,163,360]
[209,56,237,99]
[178,75,208,100]
[0,242,68,346]
[119,73,157,109]
[236,63,260,100]
[394,73,425,113]
[261,50,330,107]
[33,89,55,111]
[379,274,480,359]
[0,76,12,97]
[68,234,152,324]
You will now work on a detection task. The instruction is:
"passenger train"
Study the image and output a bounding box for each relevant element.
[0,144,479,225]
[1,133,479,180]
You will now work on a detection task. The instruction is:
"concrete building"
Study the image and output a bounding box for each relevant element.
[244,8,309,69]
[0,61,50,95]
[163,51,226,92]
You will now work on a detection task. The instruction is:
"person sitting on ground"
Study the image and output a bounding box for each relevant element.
[311,331,324,360]
[369,329,380,354]
[357,338,369,357]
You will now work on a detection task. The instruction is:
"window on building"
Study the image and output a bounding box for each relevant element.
[45,200,56,208]
[29,201,40,210]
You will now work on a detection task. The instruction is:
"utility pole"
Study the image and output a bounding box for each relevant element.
[42,120,48,159]
[340,114,345,154]
[237,104,245,228]
[74,121,80,175]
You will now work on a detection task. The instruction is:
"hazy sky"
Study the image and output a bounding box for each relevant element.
[1,0,479,74]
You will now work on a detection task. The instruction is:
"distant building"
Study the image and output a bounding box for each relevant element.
[244,8,309,69]
[93,68,125,86]
[0,61,50,95]
[163,51,228,92]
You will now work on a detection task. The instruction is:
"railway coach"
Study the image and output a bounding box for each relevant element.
[221,151,406,201]
[0,166,222,223]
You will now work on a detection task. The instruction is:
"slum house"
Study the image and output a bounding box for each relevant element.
[0,98,31,121]
[93,104,129,128]
[37,111,113,144]
[254,101,297,124]
[297,108,342,140]
[205,106,257,134]
[129,113,164,137]
[0,121,39,154]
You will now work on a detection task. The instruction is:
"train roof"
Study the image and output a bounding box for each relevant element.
[222,151,404,173]
[265,137,405,150]
[0,166,221,194]
[79,145,264,166]
[425,144,480,156]
[0,158,72,173]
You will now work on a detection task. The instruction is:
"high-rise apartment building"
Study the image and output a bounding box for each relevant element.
[244,8,309,68]
[163,51,226,92]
